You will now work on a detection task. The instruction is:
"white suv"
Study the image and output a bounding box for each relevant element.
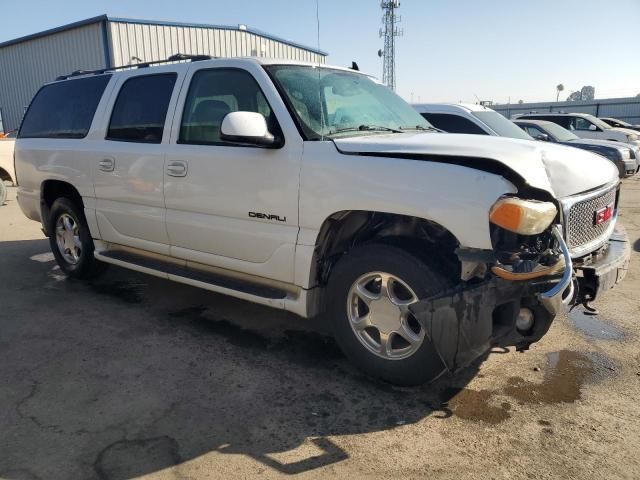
[15,56,630,385]
[514,112,640,147]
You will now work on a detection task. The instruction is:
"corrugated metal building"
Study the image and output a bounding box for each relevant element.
[0,15,327,132]
[491,97,640,124]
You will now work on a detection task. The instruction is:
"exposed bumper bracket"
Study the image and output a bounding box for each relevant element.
[537,224,575,315]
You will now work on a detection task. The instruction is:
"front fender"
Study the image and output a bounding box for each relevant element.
[298,142,517,250]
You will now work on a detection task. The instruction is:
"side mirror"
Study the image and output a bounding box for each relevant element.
[535,133,550,142]
[588,124,598,131]
[220,111,280,147]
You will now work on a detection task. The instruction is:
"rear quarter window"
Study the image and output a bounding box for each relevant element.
[107,73,177,144]
[18,75,111,139]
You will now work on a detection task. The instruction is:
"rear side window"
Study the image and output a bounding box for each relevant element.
[530,115,571,129]
[420,113,487,135]
[107,73,177,144]
[18,75,111,139]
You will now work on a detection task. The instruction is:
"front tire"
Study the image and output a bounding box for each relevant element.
[326,244,454,386]
[48,197,106,279]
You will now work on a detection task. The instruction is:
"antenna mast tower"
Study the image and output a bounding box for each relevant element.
[379,1,402,91]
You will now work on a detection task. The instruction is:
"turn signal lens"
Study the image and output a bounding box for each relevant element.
[490,198,557,235]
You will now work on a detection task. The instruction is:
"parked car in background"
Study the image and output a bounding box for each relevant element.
[412,103,534,140]
[0,136,16,185]
[14,57,630,385]
[0,136,15,204]
[412,104,636,178]
[514,112,640,147]
[599,117,640,132]
[514,119,638,177]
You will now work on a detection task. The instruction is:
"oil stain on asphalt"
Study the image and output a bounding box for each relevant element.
[445,389,512,424]
[446,350,616,424]
[504,350,614,405]
[567,308,627,341]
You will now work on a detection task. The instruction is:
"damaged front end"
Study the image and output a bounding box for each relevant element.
[409,199,576,374]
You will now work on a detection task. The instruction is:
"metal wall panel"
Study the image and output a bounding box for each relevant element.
[0,23,106,131]
[0,17,325,131]
[492,97,640,124]
[108,21,325,67]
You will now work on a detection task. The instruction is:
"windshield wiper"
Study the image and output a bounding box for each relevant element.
[400,125,441,132]
[330,124,403,135]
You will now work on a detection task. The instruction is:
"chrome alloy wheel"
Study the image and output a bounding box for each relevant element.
[347,272,425,360]
[55,213,82,265]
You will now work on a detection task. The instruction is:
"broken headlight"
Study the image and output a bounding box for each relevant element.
[489,197,557,235]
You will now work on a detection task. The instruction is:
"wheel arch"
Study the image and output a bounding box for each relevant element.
[40,179,85,234]
[305,209,462,317]
[0,167,14,184]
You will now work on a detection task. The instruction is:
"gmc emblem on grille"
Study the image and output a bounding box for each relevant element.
[594,203,614,226]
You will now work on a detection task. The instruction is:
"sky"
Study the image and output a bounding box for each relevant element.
[1,0,639,104]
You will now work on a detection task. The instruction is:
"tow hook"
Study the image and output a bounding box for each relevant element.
[568,288,599,316]
[581,298,599,316]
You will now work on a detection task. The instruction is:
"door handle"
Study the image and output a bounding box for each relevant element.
[98,158,115,172]
[167,160,188,177]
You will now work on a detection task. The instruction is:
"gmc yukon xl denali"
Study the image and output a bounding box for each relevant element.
[15,56,631,385]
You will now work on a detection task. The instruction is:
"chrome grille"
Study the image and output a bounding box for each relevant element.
[566,187,617,250]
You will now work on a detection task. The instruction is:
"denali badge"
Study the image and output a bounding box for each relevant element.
[594,203,614,226]
[249,212,287,222]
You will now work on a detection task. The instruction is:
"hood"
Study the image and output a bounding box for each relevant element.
[609,127,639,138]
[333,132,619,199]
[565,138,631,151]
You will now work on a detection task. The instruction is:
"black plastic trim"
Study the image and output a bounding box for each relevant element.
[335,148,528,189]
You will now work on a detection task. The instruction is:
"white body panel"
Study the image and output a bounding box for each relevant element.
[332,132,618,199]
[163,59,303,283]
[298,141,517,251]
[90,66,187,256]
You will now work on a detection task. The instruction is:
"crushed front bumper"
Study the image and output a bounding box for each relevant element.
[408,224,630,374]
[574,223,630,303]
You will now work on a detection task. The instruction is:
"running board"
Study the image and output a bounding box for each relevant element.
[95,249,289,303]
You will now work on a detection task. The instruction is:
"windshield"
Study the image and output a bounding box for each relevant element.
[265,65,432,139]
[582,114,613,130]
[606,118,630,127]
[539,122,579,141]
[471,111,532,140]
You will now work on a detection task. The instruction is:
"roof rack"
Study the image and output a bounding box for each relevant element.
[55,53,213,81]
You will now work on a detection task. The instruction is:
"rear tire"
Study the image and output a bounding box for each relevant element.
[48,197,107,279]
[0,181,6,206]
[326,243,455,386]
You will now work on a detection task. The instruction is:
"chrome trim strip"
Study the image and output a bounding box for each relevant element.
[539,225,574,315]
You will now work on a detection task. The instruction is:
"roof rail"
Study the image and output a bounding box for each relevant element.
[55,53,213,81]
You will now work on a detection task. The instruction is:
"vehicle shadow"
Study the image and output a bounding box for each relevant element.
[0,239,481,479]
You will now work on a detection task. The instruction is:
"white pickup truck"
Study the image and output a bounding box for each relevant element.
[14,56,630,385]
